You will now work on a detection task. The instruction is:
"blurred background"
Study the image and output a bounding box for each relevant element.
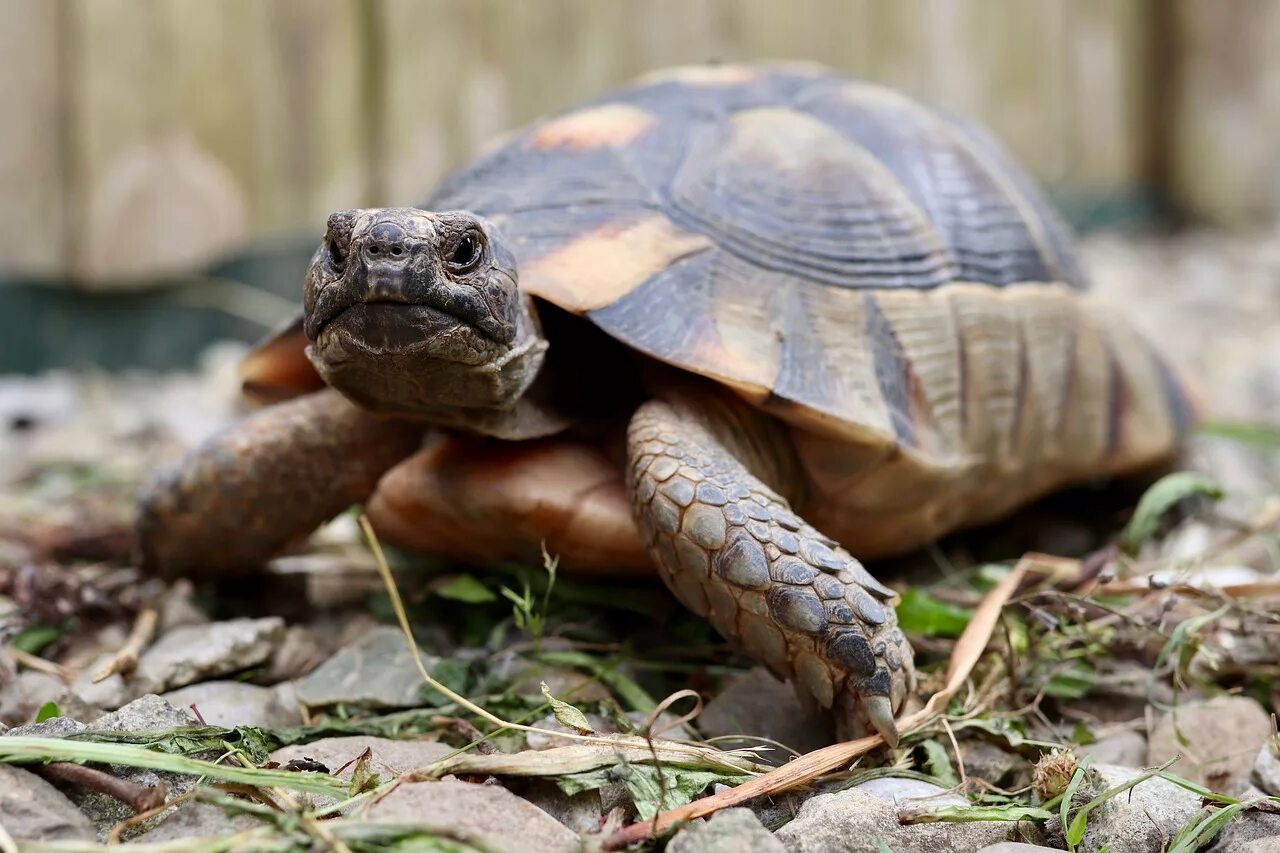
[1,0,1278,374]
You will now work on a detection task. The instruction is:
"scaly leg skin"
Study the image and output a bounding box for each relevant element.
[627,396,914,746]
[137,389,422,578]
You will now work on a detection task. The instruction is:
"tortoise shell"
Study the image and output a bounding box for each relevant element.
[240,63,1194,558]
[423,64,1193,536]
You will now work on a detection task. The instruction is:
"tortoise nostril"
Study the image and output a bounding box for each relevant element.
[391,246,403,256]
[369,245,380,254]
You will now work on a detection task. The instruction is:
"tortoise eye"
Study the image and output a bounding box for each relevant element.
[447,230,483,272]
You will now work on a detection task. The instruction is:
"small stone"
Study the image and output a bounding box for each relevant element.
[268,735,456,811]
[0,765,96,842]
[1208,785,1280,850]
[71,654,136,710]
[295,626,438,709]
[156,579,209,633]
[59,696,200,838]
[1147,695,1271,790]
[699,667,833,762]
[5,716,87,739]
[261,625,329,682]
[776,785,1022,852]
[133,800,262,843]
[162,681,302,729]
[88,694,195,733]
[0,671,98,727]
[668,808,785,853]
[976,845,1063,852]
[958,740,1030,789]
[1079,729,1146,768]
[364,779,579,853]
[269,735,453,777]
[135,617,285,693]
[1256,739,1280,795]
[1046,763,1202,853]
[855,777,967,809]
[510,779,608,834]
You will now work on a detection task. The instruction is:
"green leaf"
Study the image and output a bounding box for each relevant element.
[539,682,594,734]
[348,750,382,797]
[435,574,497,604]
[557,763,746,820]
[0,736,348,797]
[1168,803,1245,853]
[1060,761,1090,851]
[900,803,1054,824]
[895,588,973,638]
[12,624,62,655]
[420,658,472,707]
[1122,471,1223,553]
[34,702,60,723]
[1044,662,1096,700]
[534,650,658,714]
[70,710,466,762]
[1198,420,1280,450]
[1066,762,1176,848]
[1070,721,1096,746]
[921,740,958,788]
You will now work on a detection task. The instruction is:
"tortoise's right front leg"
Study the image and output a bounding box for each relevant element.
[136,389,422,578]
[627,396,914,746]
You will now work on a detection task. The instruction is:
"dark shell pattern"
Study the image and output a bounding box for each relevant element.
[428,64,1191,491]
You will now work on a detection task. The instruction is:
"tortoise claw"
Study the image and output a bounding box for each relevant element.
[864,694,899,748]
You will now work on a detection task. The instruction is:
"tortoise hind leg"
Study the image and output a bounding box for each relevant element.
[137,389,422,578]
[626,395,914,745]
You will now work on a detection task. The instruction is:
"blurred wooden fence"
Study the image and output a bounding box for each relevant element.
[1,0,1275,287]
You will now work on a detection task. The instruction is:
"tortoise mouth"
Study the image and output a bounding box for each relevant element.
[317,301,496,361]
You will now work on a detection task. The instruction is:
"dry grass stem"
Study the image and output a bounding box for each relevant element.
[9,647,73,682]
[603,559,1029,849]
[359,513,769,772]
[92,607,157,683]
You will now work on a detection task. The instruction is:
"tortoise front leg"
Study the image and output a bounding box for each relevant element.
[137,389,422,578]
[627,396,913,745]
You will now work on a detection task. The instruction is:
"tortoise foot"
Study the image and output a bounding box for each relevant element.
[627,398,914,745]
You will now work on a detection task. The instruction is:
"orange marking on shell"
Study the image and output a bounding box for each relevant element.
[523,215,712,313]
[530,104,656,151]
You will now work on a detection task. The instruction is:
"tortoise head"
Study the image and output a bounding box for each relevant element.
[302,207,547,417]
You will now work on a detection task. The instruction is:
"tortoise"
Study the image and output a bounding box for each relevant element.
[136,63,1194,746]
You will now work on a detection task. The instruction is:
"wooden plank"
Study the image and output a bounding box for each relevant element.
[72,0,364,285]
[1168,0,1280,225]
[0,0,64,277]
[1062,0,1148,193]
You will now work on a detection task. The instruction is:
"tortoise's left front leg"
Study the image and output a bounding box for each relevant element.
[627,395,914,745]
[137,389,422,579]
